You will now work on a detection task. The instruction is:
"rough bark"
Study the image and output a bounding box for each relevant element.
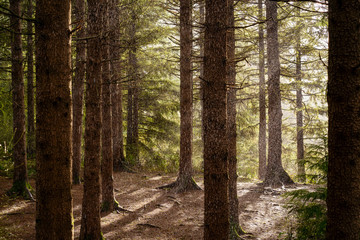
[100,0,115,212]
[203,0,229,239]
[72,0,86,185]
[295,9,305,182]
[35,0,73,238]
[258,0,267,181]
[126,10,139,166]
[80,0,103,238]
[199,0,205,159]
[326,0,360,239]
[9,0,31,199]
[227,0,244,239]
[26,0,35,157]
[158,0,200,193]
[263,0,293,187]
[110,0,125,171]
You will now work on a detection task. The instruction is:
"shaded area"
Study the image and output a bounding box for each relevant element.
[0,173,313,239]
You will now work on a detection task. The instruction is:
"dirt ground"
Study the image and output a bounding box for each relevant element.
[0,172,308,240]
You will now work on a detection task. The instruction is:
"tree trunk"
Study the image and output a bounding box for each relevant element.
[203,0,229,239]
[127,10,140,166]
[72,0,86,185]
[110,0,125,171]
[326,0,360,239]
[199,0,205,168]
[158,0,201,193]
[263,0,293,187]
[9,0,31,199]
[101,0,115,212]
[295,9,305,182]
[26,0,35,157]
[258,0,266,181]
[80,0,103,238]
[35,0,73,238]
[227,0,244,239]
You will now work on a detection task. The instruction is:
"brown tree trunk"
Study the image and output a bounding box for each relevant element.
[35,0,73,238]
[110,0,125,171]
[258,0,267,181]
[178,0,194,189]
[295,9,305,182]
[227,0,244,238]
[80,0,103,238]
[72,0,86,185]
[158,0,200,193]
[203,0,229,239]
[263,0,293,187]
[127,10,139,166]
[199,0,205,161]
[26,0,35,157]
[101,0,115,212]
[9,0,31,198]
[326,0,360,239]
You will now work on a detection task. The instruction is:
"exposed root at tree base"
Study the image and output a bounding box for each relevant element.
[6,185,34,201]
[262,168,294,188]
[157,176,202,193]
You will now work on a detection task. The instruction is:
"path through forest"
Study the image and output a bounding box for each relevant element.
[0,172,309,239]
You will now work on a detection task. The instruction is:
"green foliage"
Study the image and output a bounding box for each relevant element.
[283,135,328,240]
[304,136,327,184]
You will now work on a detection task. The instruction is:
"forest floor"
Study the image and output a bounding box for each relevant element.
[0,172,312,240]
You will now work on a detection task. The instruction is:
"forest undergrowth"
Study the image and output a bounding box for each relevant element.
[0,171,318,240]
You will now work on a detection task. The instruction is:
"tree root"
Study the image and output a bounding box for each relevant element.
[6,181,35,201]
[157,176,202,193]
[263,168,294,188]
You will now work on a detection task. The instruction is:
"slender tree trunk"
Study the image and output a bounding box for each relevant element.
[203,0,229,239]
[327,0,360,239]
[26,0,35,157]
[110,0,125,171]
[9,0,31,198]
[227,0,244,238]
[263,0,293,187]
[199,0,205,162]
[127,10,139,166]
[80,0,103,238]
[179,0,193,188]
[126,75,134,163]
[258,0,266,181]
[35,0,73,238]
[295,9,305,182]
[72,0,86,185]
[158,0,200,192]
[101,0,115,212]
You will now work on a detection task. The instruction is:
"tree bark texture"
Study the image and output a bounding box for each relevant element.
[109,0,125,171]
[26,0,35,156]
[72,0,86,185]
[80,0,103,238]
[199,0,205,156]
[203,0,229,239]
[10,0,29,197]
[263,0,293,187]
[327,0,360,239]
[101,0,115,212]
[35,0,73,238]
[258,0,267,181]
[173,0,200,192]
[226,0,243,238]
[126,10,139,166]
[295,10,305,182]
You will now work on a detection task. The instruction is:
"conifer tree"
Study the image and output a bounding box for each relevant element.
[9,0,32,198]
[35,0,73,238]
[203,0,229,239]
